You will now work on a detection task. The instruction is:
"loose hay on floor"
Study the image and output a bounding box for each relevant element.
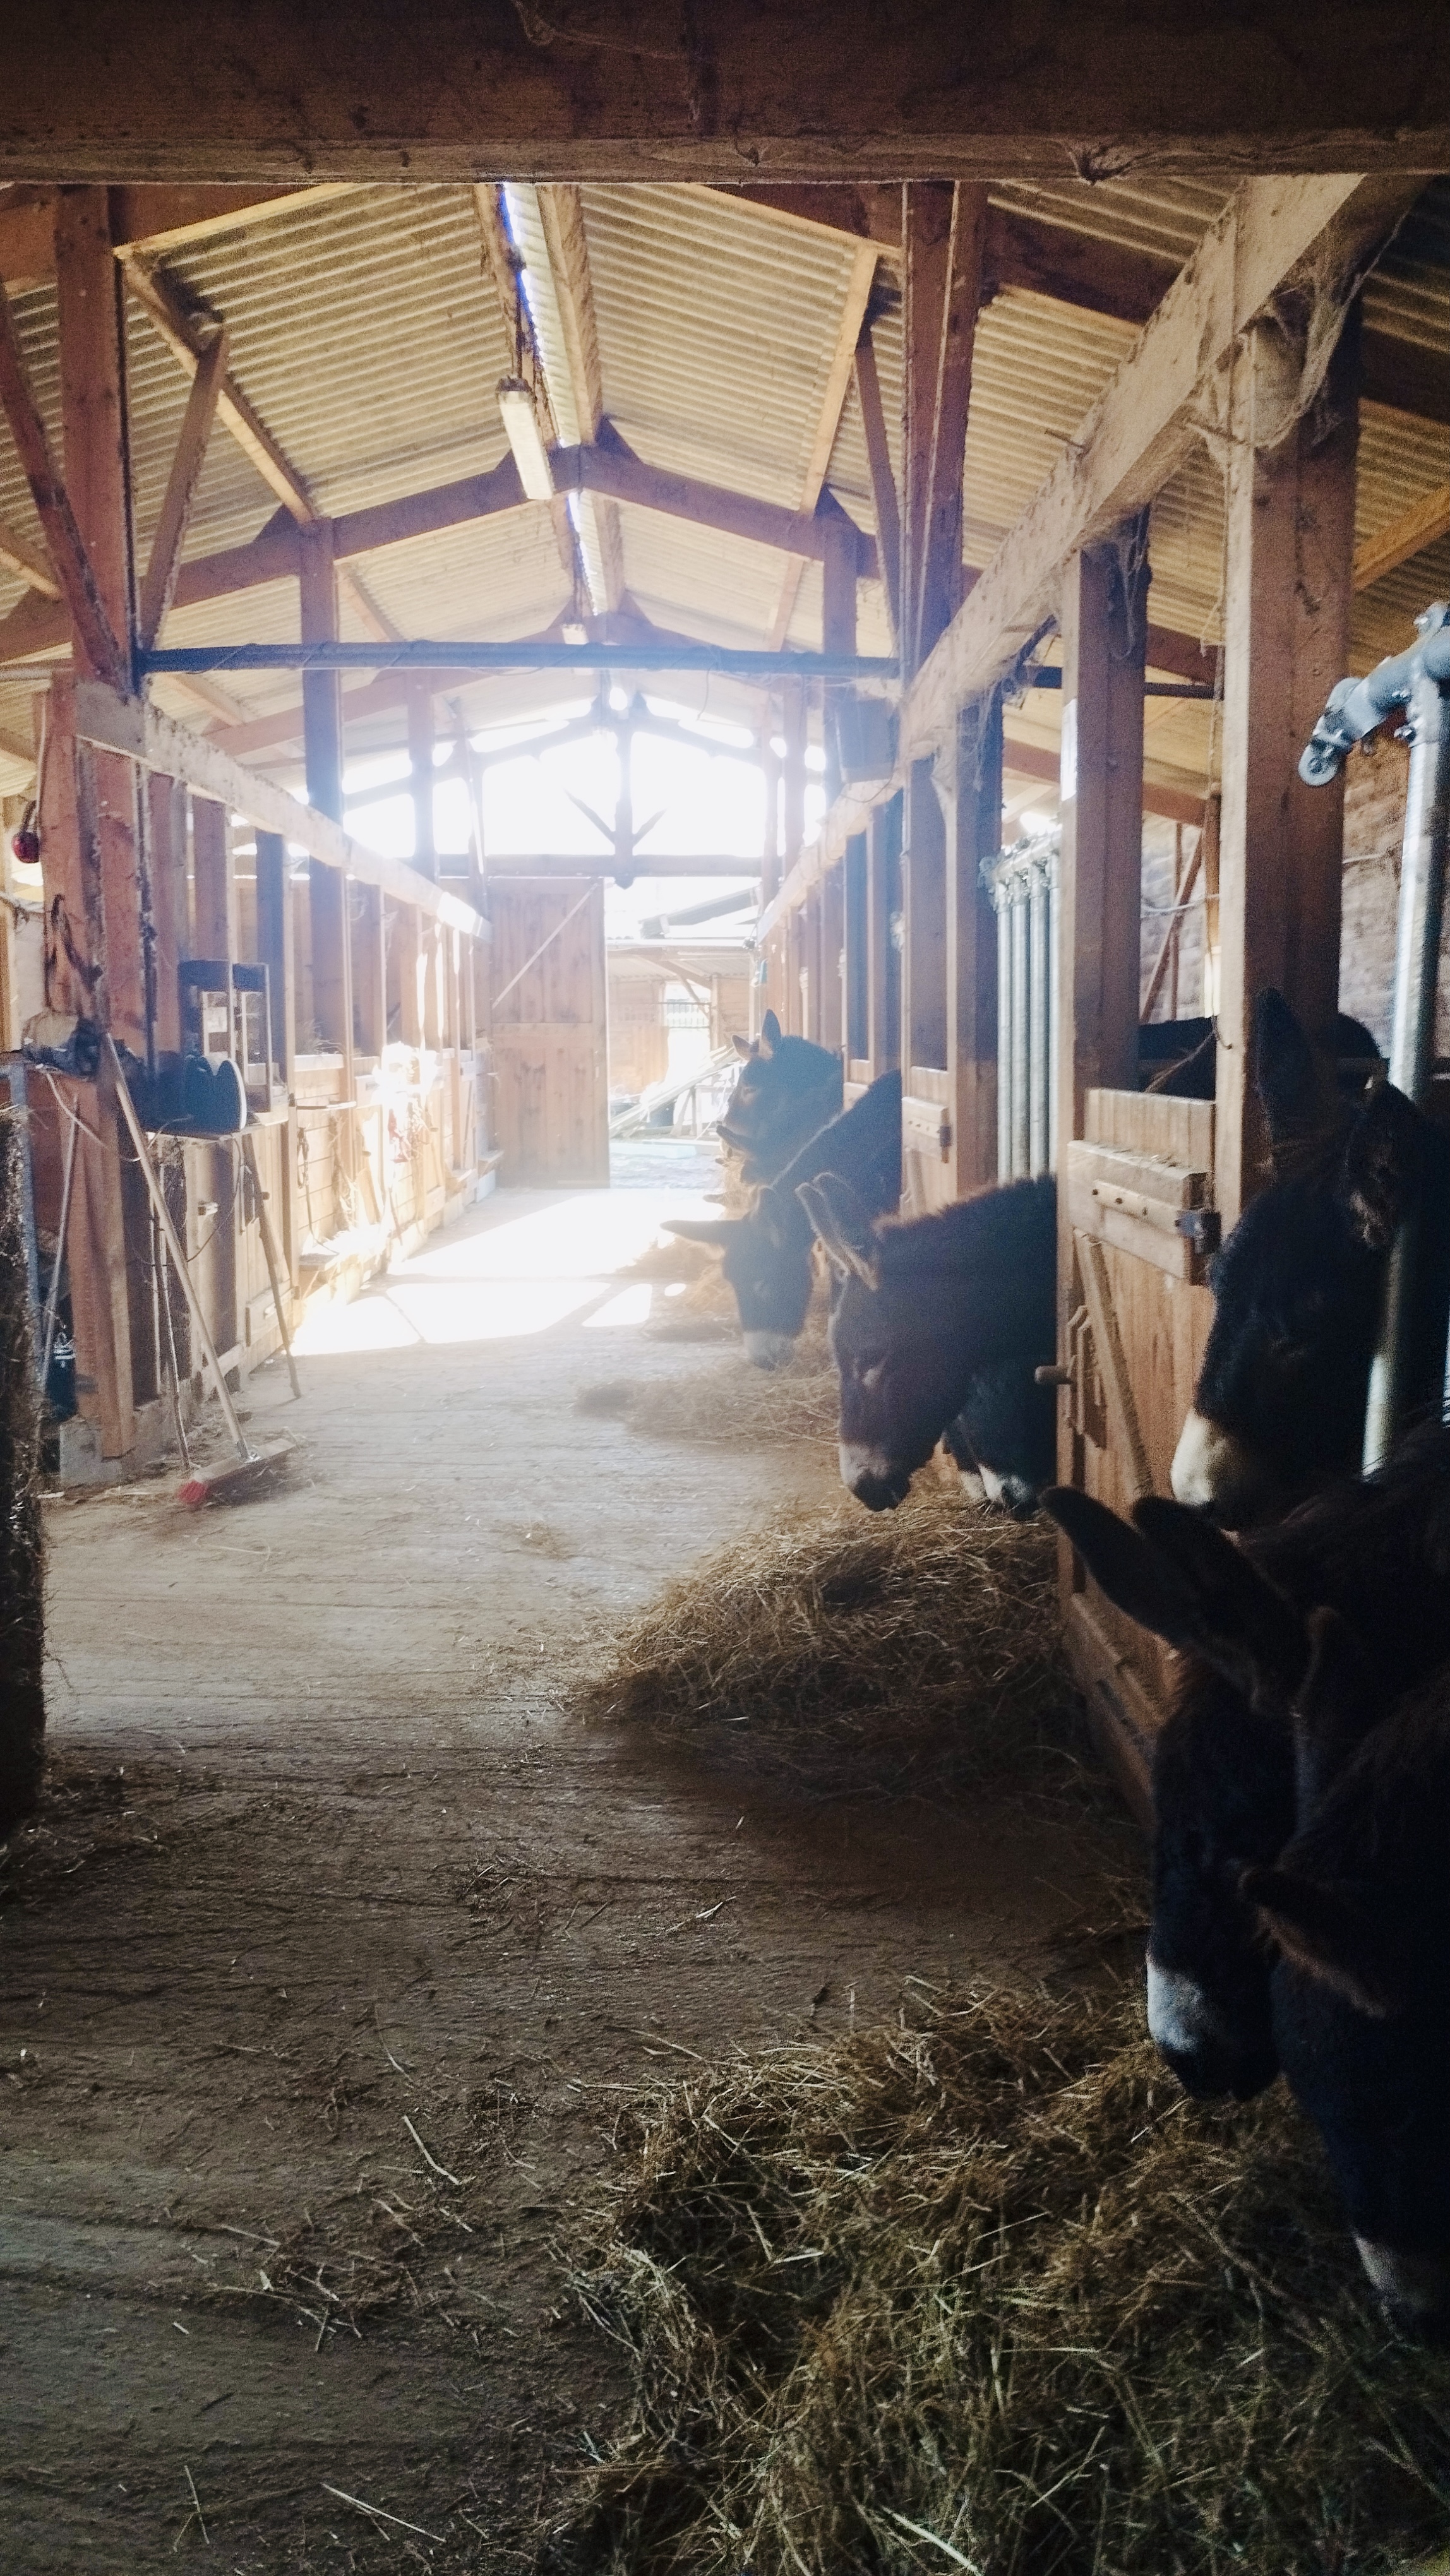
[550,1980,1450,2576]
[572,1489,1089,1804]
[577,1338,837,1450]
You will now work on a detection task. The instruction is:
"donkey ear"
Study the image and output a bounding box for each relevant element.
[1291,1606,1375,1821]
[1339,1080,1423,1249]
[1240,1864,1400,2018]
[796,1172,880,1287]
[661,1217,738,1252]
[1129,1494,1310,1708]
[759,1010,783,1057]
[1041,1487,1211,1654]
[1254,988,1322,1144]
[731,1032,757,1063]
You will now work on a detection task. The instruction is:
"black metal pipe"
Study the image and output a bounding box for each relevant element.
[137,641,897,683]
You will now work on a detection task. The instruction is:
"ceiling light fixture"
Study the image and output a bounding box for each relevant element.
[496,378,555,502]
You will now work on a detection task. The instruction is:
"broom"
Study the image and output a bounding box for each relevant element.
[109,1039,293,1506]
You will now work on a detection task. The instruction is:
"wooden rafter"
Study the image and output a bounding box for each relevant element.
[0,184,359,293]
[903,183,988,672]
[72,677,483,932]
[118,254,400,645]
[1353,478,1450,591]
[769,240,877,650]
[0,513,59,597]
[534,182,625,614]
[138,326,229,648]
[0,278,126,687]
[0,433,882,669]
[853,328,900,646]
[905,174,1429,759]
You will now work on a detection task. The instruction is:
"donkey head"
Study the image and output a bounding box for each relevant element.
[664,1189,812,1369]
[1171,991,1423,1527]
[1045,1483,1314,2099]
[1243,1613,1450,2330]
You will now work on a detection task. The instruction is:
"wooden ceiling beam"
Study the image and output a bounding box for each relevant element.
[0,513,59,598]
[1,9,1444,183]
[119,253,400,645]
[768,239,878,650]
[72,676,483,933]
[709,184,1446,424]
[0,184,359,289]
[906,174,1431,760]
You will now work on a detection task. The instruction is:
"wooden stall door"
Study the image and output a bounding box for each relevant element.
[489,880,609,1187]
[1059,1087,1218,1816]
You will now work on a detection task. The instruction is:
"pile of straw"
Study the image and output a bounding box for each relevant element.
[573,1491,1088,1804]
[0,1109,44,1831]
[552,1979,1450,2575]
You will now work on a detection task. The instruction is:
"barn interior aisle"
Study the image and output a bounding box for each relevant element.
[1,1178,1135,2570]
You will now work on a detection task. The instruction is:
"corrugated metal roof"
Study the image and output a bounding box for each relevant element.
[0,172,1444,805]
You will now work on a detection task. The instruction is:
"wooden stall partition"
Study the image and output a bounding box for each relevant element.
[864,793,902,1087]
[818,861,845,1056]
[1214,318,1358,1230]
[902,754,950,1210]
[842,830,870,1102]
[489,878,608,1186]
[1048,522,1217,1821]
[937,689,1001,1198]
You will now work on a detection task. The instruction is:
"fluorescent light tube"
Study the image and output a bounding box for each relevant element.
[497,378,554,501]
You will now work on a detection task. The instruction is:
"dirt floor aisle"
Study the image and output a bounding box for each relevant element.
[0,1169,1138,2572]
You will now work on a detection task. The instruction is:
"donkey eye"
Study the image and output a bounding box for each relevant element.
[858,1357,886,1390]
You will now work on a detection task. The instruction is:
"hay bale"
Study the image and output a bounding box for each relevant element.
[576,1336,838,1452]
[572,1490,1088,1804]
[0,1108,44,1830]
[552,1979,1450,2575]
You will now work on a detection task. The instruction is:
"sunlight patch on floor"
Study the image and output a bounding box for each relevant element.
[291,1184,714,1354]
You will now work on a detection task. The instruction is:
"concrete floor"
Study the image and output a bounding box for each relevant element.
[0,1161,1138,2572]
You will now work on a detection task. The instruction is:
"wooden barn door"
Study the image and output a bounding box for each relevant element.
[488,879,609,1187]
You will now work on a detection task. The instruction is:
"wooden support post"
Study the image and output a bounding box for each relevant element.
[407,672,437,880]
[191,796,235,969]
[866,793,902,1076]
[1055,522,1149,1484]
[760,717,781,915]
[395,902,422,1047]
[145,771,188,1054]
[820,861,845,1054]
[782,681,806,878]
[46,189,146,1456]
[1214,319,1358,1231]
[299,516,353,1074]
[904,754,947,1077]
[937,691,1002,1193]
[352,882,386,1061]
[822,512,857,805]
[255,828,295,1088]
